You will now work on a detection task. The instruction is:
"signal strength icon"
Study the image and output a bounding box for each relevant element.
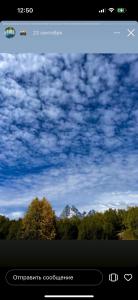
[99,8,106,14]
[108,8,115,13]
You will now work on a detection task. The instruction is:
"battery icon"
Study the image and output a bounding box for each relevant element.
[117,8,126,13]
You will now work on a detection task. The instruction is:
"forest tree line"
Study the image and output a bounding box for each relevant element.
[0,198,138,240]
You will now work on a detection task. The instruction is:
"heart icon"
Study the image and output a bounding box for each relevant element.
[124,274,133,281]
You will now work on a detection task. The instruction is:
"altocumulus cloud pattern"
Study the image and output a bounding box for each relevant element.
[0,53,138,219]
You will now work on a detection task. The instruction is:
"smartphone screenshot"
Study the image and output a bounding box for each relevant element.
[0,4,137,299]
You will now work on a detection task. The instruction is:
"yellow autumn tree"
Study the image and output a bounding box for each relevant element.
[21,197,56,240]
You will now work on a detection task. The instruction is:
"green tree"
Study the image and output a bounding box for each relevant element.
[103,209,122,239]
[21,198,56,240]
[0,215,10,239]
[78,213,104,240]
[7,219,22,239]
[120,207,138,240]
[56,217,79,239]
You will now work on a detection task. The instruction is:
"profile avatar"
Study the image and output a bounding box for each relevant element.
[5,27,16,38]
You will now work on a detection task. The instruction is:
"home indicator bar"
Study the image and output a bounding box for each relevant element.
[44,296,94,298]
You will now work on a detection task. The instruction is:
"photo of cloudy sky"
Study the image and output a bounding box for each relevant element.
[0,53,138,219]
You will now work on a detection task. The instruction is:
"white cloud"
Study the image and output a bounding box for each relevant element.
[7,211,24,220]
[0,53,138,217]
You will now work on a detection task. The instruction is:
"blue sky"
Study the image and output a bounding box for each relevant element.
[0,53,138,219]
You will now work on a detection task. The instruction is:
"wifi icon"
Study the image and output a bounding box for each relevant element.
[108,8,115,13]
